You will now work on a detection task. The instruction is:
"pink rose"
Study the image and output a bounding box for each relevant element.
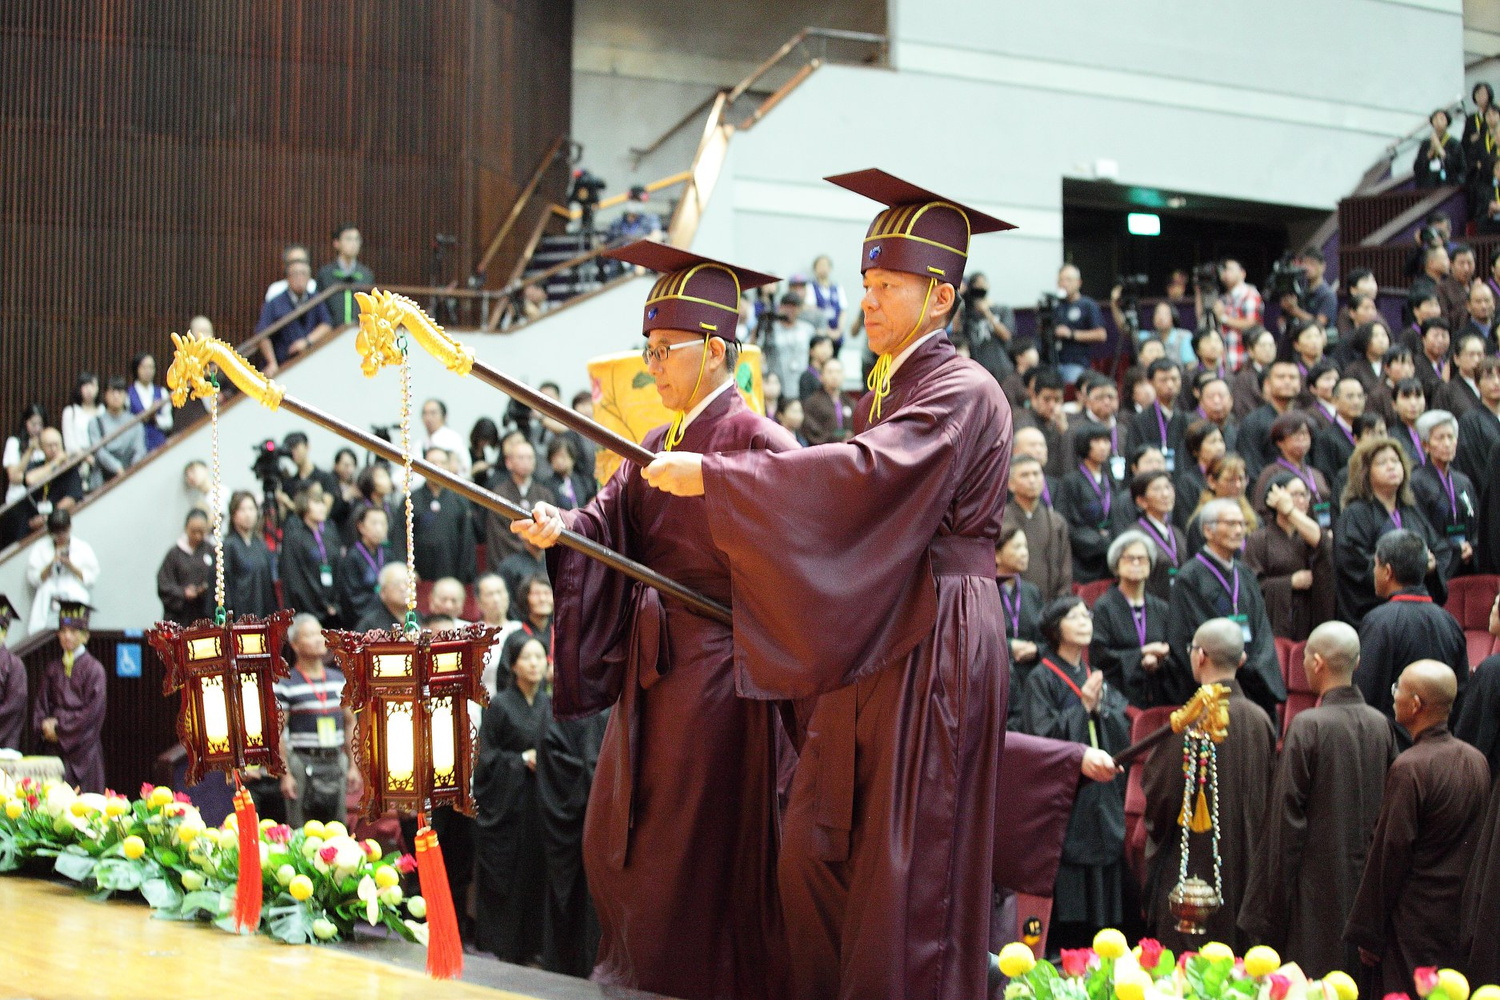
[1178,952,1197,971]
[1137,939,1164,971]
[139,782,153,799]
[318,845,338,864]
[1385,994,1413,1000]
[1060,949,1093,978]
[265,824,291,844]
[1269,974,1291,1000]
[1414,968,1440,998]
[396,853,417,874]
[174,792,191,804]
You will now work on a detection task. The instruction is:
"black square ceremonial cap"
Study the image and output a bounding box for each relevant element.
[603,240,778,340]
[0,594,13,629]
[57,600,93,629]
[825,168,1016,284]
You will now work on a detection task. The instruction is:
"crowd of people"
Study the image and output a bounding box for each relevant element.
[12,97,1500,989]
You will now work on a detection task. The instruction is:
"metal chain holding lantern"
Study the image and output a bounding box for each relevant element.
[323,324,496,821]
[149,363,294,786]
[1164,683,1231,935]
[148,357,294,933]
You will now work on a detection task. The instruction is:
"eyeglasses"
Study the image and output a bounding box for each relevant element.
[642,340,705,366]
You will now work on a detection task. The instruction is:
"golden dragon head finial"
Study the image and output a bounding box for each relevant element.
[1170,683,1232,744]
[354,289,474,379]
[167,332,285,411]
[166,331,219,407]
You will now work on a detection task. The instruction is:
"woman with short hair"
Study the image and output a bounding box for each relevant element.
[1243,472,1334,642]
[1089,530,1172,708]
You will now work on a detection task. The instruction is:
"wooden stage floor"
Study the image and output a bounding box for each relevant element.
[0,877,669,1000]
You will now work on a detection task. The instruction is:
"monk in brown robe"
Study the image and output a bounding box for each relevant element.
[32,601,106,792]
[644,169,1015,1000]
[1003,455,1073,601]
[1345,660,1490,994]
[0,595,27,750]
[1461,772,1500,983]
[512,242,798,1000]
[1142,617,1275,953]
[1238,621,1396,977]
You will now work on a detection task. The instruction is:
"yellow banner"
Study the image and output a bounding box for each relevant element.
[586,345,765,483]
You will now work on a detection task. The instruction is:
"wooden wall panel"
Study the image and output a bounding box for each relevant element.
[0,0,572,438]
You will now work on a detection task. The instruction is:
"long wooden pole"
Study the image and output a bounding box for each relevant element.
[356,290,658,467]
[166,334,732,626]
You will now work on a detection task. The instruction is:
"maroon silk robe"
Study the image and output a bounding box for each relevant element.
[0,646,26,750]
[548,387,798,1000]
[701,334,1013,1000]
[32,650,106,792]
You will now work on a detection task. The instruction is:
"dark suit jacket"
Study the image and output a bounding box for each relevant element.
[802,389,855,445]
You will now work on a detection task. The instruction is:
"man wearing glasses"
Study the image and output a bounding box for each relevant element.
[1164,497,1283,714]
[509,241,800,999]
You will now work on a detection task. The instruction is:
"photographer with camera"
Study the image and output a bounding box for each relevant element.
[24,508,99,633]
[1276,247,1338,329]
[953,272,1015,385]
[1052,264,1107,383]
[1114,293,1194,367]
[1209,259,1263,371]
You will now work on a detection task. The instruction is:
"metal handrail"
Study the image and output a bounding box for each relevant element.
[473,133,570,280]
[0,281,509,544]
[627,27,887,172]
[548,170,692,221]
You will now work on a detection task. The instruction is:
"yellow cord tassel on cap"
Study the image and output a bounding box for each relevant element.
[663,334,711,452]
[866,277,937,424]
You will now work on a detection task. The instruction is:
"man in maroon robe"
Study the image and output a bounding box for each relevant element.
[511,242,799,1000]
[0,595,27,750]
[644,169,1016,1000]
[32,600,106,792]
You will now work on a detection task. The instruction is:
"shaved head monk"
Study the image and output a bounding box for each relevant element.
[1346,659,1490,994]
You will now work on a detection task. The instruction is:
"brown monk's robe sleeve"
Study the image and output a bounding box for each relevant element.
[701,366,1008,698]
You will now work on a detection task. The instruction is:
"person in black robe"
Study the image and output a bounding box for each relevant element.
[1355,529,1468,745]
[1235,360,1304,484]
[1461,765,1500,983]
[1311,375,1368,484]
[1335,437,1450,623]
[1239,621,1397,978]
[1242,472,1334,642]
[1020,596,1130,949]
[996,525,1044,717]
[278,483,341,625]
[1064,375,1138,486]
[1454,592,1500,774]
[1345,661,1490,995]
[1250,411,1334,526]
[1174,419,1222,528]
[473,636,551,964]
[1483,437,1500,574]
[335,504,388,630]
[1453,356,1500,485]
[1144,618,1276,953]
[222,490,277,618]
[0,595,26,749]
[1132,359,1188,464]
[32,601,106,791]
[410,448,478,584]
[1089,530,1172,708]
[1411,411,1480,580]
[1431,332,1486,419]
[1165,497,1284,714]
[536,707,610,977]
[1054,425,1115,583]
[1129,470,1187,600]
[156,509,215,625]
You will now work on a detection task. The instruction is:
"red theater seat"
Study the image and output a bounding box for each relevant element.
[1280,641,1316,739]
[1075,579,1112,609]
[1443,575,1499,671]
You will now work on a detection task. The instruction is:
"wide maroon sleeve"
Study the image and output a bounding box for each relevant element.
[546,461,638,718]
[993,733,1085,895]
[702,373,980,699]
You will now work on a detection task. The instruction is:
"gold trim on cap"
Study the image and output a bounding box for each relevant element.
[645,262,743,315]
[866,200,972,255]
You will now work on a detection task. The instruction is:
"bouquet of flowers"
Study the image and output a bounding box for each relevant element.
[994,929,1497,1000]
[0,776,427,947]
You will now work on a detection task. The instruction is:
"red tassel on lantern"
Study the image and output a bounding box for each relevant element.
[231,774,262,933]
[414,817,463,980]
